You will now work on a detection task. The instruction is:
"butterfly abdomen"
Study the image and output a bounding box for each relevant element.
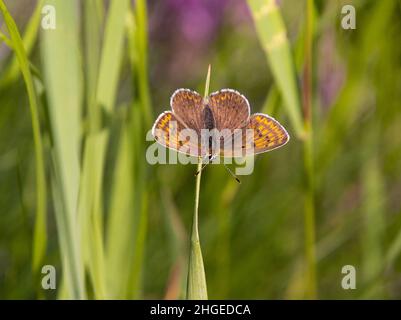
[203,105,216,157]
[203,105,215,130]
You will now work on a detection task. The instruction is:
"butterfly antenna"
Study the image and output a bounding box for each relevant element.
[223,164,241,184]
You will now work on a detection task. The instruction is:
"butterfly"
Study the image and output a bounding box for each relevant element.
[151,88,289,160]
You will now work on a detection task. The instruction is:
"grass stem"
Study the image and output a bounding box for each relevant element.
[185,65,211,300]
[302,0,317,299]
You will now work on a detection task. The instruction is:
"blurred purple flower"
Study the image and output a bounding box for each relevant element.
[168,0,229,44]
[148,0,252,88]
[318,29,346,109]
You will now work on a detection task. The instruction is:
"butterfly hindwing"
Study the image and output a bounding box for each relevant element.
[152,111,202,157]
[243,113,289,155]
[219,113,289,157]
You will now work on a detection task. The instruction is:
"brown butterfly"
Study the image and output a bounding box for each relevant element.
[151,88,289,160]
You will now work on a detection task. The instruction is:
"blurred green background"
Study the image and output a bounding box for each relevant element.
[1,0,401,299]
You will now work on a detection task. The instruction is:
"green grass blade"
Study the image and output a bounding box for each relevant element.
[128,169,148,299]
[40,0,85,299]
[0,30,44,82]
[105,123,135,298]
[133,0,152,126]
[96,0,129,113]
[0,30,14,48]
[0,0,47,273]
[247,0,304,137]
[114,0,153,299]
[361,131,385,298]
[302,130,317,298]
[386,218,401,268]
[78,0,129,298]
[0,0,44,88]
[301,0,317,299]
[77,0,108,299]
[186,158,208,300]
[50,153,78,299]
[79,131,108,299]
[84,0,104,130]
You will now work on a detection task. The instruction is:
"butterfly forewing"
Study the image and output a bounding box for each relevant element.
[208,89,250,131]
[170,89,204,133]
